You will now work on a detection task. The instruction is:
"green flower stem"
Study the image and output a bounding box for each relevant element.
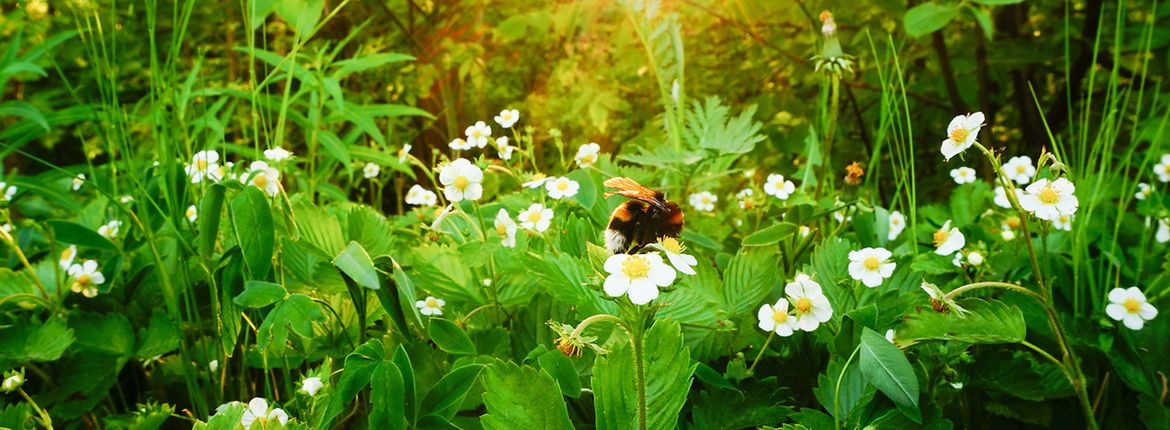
[0,236,50,300]
[460,303,498,325]
[972,142,1097,430]
[833,344,862,430]
[569,313,630,342]
[18,388,52,430]
[942,281,1045,303]
[1020,340,1063,369]
[747,331,775,374]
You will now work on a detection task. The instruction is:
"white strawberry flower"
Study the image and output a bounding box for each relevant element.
[1106,287,1158,330]
[1154,154,1170,182]
[98,220,122,239]
[186,205,198,223]
[517,203,553,232]
[2,372,23,393]
[496,137,514,160]
[1019,178,1079,221]
[247,161,281,197]
[763,174,796,199]
[688,191,717,212]
[494,209,517,248]
[494,109,520,128]
[940,112,985,160]
[240,398,289,429]
[799,225,811,238]
[736,188,755,209]
[416,296,445,316]
[602,252,677,305]
[449,138,472,151]
[71,174,86,191]
[465,121,492,148]
[885,329,896,343]
[1052,213,1073,231]
[1156,219,1169,243]
[652,237,697,275]
[1135,183,1153,200]
[438,158,484,202]
[1003,156,1035,185]
[398,144,412,163]
[575,143,602,168]
[185,150,224,184]
[847,247,896,288]
[888,210,906,240]
[757,299,797,337]
[950,167,977,184]
[68,259,105,298]
[1001,222,1017,241]
[786,274,833,332]
[523,174,553,189]
[59,245,77,269]
[264,146,292,162]
[952,252,964,267]
[405,184,437,207]
[933,220,965,256]
[363,162,381,179]
[967,251,984,266]
[299,377,323,396]
[545,177,580,200]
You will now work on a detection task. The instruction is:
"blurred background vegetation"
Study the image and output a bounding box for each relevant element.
[4,0,1167,209]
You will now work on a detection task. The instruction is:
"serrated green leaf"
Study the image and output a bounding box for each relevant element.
[481,359,573,430]
[721,247,779,316]
[593,319,696,430]
[538,350,583,398]
[0,316,74,366]
[898,299,1026,346]
[135,311,179,360]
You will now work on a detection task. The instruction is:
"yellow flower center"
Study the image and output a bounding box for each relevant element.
[794,297,813,314]
[1016,165,1026,174]
[557,181,570,191]
[187,207,197,218]
[1059,215,1070,223]
[892,218,901,225]
[1038,186,1059,204]
[581,154,596,164]
[659,237,686,254]
[252,174,268,188]
[771,309,789,324]
[453,176,470,190]
[195,159,208,171]
[621,255,651,279]
[61,247,75,262]
[949,128,969,144]
[701,197,711,204]
[426,298,438,308]
[496,224,507,236]
[933,229,950,247]
[959,170,968,177]
[76,274,91,287]
[473,130,482,138]
[1123,298,1141,313]
[863,256,882,271]
[527,211,542,223]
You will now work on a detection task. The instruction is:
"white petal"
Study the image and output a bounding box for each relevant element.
[603,274,630,297]
[1122,314,1145,330]
[1139,303,1158,320]
[1105,303,1126,321]
[626,277,660,305]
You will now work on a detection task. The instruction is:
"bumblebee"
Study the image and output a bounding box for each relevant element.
[603,177,684,254]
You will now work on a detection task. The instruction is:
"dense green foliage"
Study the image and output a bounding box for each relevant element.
[1,0,1169,429]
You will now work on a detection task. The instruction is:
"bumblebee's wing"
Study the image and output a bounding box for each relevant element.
[604,177,658,203]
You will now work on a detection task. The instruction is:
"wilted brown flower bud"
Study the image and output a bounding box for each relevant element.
[844,162,864,185]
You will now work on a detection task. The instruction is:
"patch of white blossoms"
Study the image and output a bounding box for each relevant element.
[518,203,553,232]
[689,191,717,212]
[1002,156,1035,184]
